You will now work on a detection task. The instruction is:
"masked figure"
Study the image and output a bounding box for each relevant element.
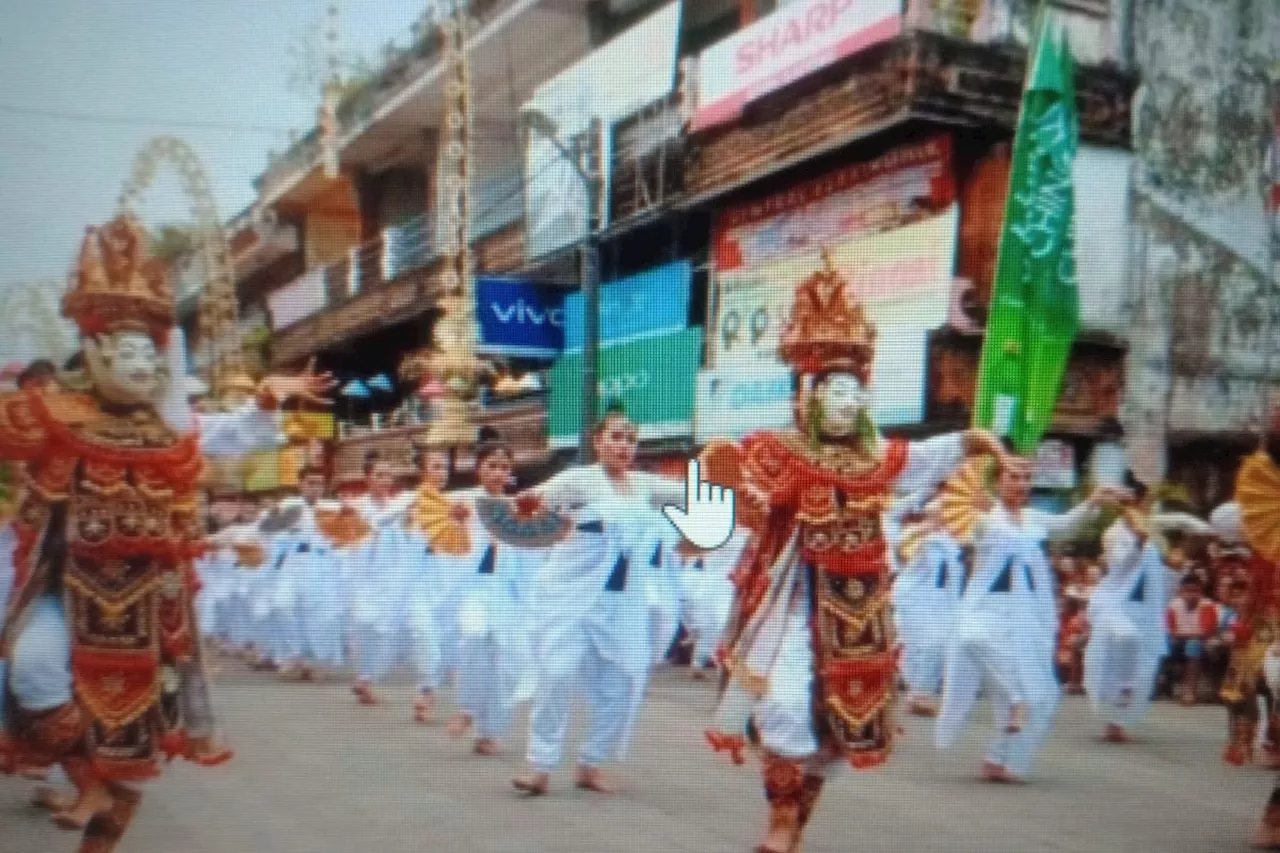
[699,256,1013,853]
[0,214,332,853]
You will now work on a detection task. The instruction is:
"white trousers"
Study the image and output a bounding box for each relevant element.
[955,619,1027,706]
[954,617,1059,778]
[10,595,73,714]
[455,633,519,739]
[753,608,820,760]
[903,632,948,697]
[526,600,639,773]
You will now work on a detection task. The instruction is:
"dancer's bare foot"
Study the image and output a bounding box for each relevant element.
[446,713,473,738]
[908,696,939,718]
[413,692,435,724]
[574,765,617,794]
[352,682,380,706]
[512,771,550,797]
[51,782,113,831]
[30,786,73,813]
[979,761,1024,785]
[1103,724,1132,744]
[1253,821,1280,849]
[1005,703,1028,734]
[473,738,500,757]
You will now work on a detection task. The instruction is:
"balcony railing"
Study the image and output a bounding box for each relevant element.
[267,176,526,333]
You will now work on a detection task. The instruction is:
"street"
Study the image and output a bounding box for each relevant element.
[1,664,1266,853]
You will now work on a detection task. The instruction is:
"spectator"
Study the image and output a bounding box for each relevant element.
[1206,578,1247,698]
[1166,576,1219,705]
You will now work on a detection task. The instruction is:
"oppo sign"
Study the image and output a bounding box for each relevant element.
[599,371,650,397]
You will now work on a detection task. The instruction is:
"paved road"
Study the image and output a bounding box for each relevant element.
[2,663,1268,853]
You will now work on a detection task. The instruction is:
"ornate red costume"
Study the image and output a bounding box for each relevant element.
[700,257,1007,853]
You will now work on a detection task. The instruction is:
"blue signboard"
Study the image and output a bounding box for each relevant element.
[564,260,691,351]
[475,277,566,358]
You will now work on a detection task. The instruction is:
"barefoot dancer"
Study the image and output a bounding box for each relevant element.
[0,214,333,850]
[699,259,1014,853]
[935,451,1124,784]
[510,401,685,797]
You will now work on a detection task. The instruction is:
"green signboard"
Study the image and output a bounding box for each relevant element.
[549,328,702,446]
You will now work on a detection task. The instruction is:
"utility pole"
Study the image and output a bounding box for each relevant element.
[579,117,603,464]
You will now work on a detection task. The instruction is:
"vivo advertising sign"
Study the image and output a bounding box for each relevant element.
[475,277,566,359]
[692,0,902,131]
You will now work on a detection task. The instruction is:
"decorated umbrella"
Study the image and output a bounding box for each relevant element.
[340,378,371,425]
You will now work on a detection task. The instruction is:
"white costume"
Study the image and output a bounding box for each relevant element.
[349,491,416,685]
[405,489,483,697]
[1084,520,1170,732]
[451,491,544,741]
[896,531,965,700]
[936,501,1094,780]
[523,464,684,773]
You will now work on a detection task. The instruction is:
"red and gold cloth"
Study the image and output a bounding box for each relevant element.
[0,389,224,782]
[704,431,906,769]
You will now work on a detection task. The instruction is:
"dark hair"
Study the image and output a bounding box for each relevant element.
[63,352,85,372]
[594,398,630,434]
[475,426,512,466]
[362,450,382,476]
[18,360,56,388]
[1180,575,1202,589]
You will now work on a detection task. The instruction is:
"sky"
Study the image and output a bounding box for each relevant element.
[0,0,435,289]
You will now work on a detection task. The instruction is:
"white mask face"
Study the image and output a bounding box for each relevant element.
[86,331,165,404]
[816,372,869,436]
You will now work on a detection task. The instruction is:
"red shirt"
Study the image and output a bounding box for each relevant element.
[1166,598,1218,639]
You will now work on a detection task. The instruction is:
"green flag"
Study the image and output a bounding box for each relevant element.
[971,19,1081,455]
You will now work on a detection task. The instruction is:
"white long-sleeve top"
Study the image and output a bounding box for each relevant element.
[195,403,282,458]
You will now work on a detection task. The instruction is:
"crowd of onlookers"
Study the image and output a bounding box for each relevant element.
[1050,534,1254,706]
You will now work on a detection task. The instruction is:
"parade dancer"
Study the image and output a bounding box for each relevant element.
[446,429,548,755]
[0,214,333,852]
[934,451,1123,784]
[404,444,472,723]
[349,453,416,706]
[293,468,349,678]
[893,518,965,718]
[255,494,310,677]
[1084,475,1210,744]
[1083,513,1169,743]
[1225,443,1280,848]
[698,259,1015,853]
[510,401,685,797]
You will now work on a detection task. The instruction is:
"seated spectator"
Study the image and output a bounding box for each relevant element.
[1166,576,1219,706]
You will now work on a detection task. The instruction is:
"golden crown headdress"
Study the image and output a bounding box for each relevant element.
[62,214,174,340]
[776,250,876,379]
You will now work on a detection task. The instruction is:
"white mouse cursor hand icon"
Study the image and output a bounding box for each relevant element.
[662,459,736,550]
